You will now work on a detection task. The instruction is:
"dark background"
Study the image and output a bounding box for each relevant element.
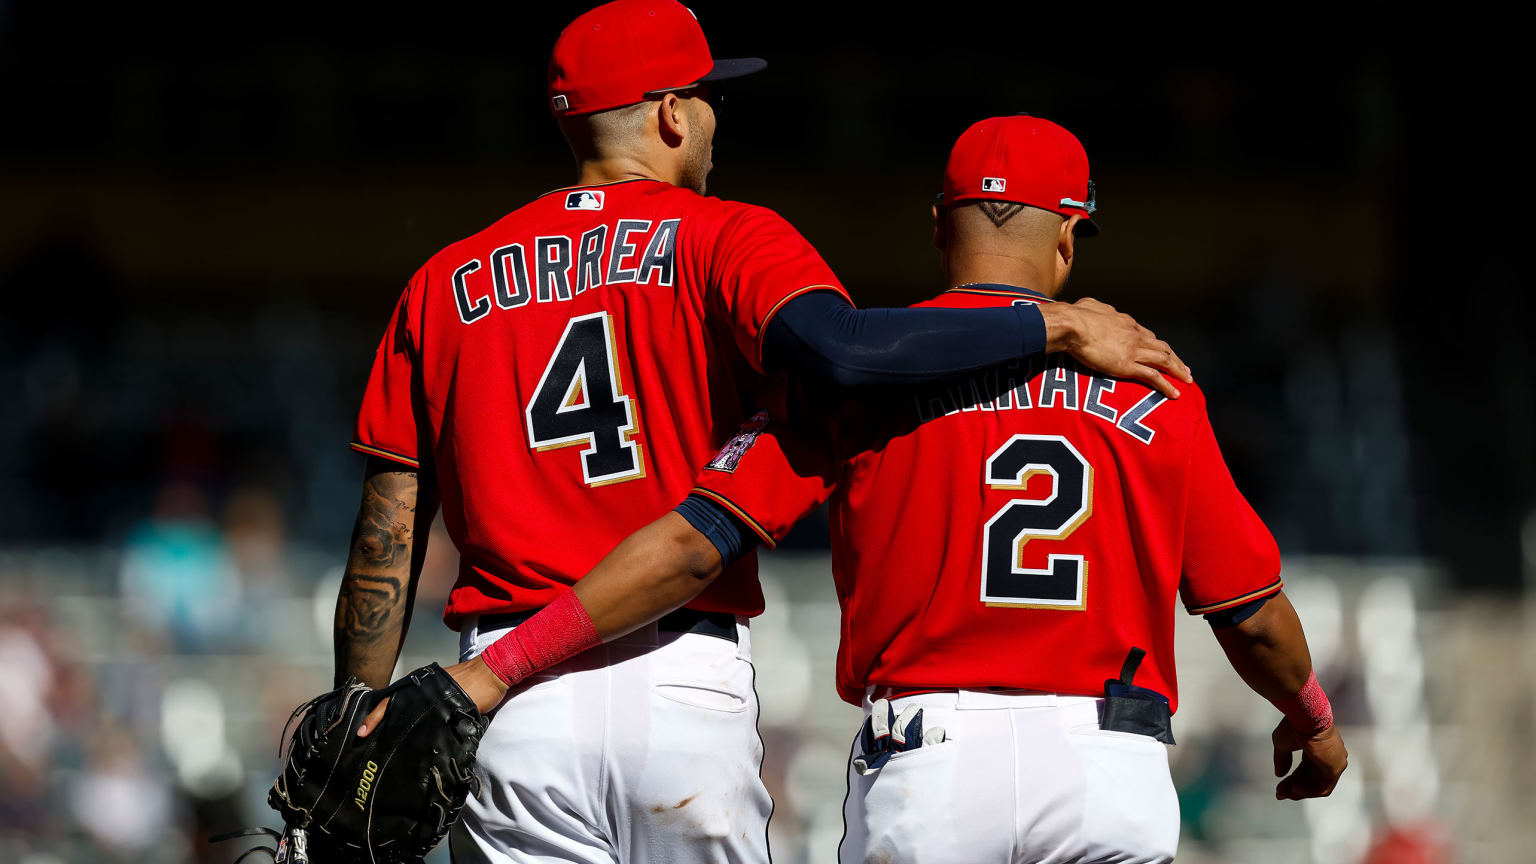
[1,1,1528,587]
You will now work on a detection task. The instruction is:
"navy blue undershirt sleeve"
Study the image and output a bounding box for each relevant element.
[763,291,1049,388]
[674,493,759,568]
[1203,594,1274,629]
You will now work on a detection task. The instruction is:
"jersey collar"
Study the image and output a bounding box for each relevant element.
[537,177,663,199]
[944,282,1053,302]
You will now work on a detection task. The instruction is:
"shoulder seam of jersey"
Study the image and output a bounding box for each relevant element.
[535,177,661,199]
[350,441,421,469]
[689,487,777,550]
[1185,578,1283,615]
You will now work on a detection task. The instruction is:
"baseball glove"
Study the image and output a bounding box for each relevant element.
[214,662,488,864]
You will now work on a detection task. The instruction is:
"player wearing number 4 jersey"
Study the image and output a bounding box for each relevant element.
[542,114,1349,863]
[332,3,1190,864]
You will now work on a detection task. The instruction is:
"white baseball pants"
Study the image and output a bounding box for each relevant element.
[841,691,1180,864]
[449,616,772,864]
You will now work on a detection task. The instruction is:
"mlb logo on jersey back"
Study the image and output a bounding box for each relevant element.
[982,177,1006,193]
[565,190,605,211]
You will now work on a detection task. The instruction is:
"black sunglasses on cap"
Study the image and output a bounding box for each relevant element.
[1060,180,1097,215]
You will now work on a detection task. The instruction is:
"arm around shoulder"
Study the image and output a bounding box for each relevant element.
[1039,298,1192,399]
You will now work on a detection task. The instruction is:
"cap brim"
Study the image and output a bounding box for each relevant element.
[699,57,768,82]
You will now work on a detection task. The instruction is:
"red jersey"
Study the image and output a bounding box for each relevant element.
[694,285,1281,711]
[353,178,847,628]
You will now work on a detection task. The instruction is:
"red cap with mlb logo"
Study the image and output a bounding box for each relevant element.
[548,0,767,116]
[942,114,1099,236]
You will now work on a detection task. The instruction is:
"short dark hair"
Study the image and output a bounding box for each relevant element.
[556,101,653,161]
[945,200,1066,244]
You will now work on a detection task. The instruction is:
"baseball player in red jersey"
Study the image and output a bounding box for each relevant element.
[535,115,1348,862]
[333,3,1191,863]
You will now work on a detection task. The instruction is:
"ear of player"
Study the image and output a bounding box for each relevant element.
[852,697,949,775]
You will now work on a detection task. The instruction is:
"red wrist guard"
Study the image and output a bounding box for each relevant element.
[479,589,601,687]
[1273,669,1333,736]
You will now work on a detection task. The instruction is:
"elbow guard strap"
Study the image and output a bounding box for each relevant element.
[479,588,601,687]
[1272,670,1334,736]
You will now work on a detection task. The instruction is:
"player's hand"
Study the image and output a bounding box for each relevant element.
[357,694,389,737]
[1040,298,1192,399]
[1271,719,1348,800]
[445,655,511,714]
[356,657,509,737]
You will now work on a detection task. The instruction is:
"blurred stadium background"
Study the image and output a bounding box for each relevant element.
[1,2,1530,862]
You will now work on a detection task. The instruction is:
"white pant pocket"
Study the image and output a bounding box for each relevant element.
[848,739,962,864]
[653,680,748,713]
[1069,727,1180,863]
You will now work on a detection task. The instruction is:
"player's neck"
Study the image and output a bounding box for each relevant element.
[574,156,680,189]
[945,253,1060,299]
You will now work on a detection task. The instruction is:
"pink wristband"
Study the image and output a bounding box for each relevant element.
[1273,669,1333,736]
[479,589,602,687]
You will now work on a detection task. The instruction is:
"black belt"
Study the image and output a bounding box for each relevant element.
[478,607,739,644]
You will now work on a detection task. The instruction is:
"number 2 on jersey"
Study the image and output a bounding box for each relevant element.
[526,312,646,486]
[980,434,1093,609]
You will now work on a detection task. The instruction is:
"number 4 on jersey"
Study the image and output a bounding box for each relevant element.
[526,312,646,486]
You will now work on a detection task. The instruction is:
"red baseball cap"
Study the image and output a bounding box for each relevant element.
[942,114,1099,237]
[548,0,766,116]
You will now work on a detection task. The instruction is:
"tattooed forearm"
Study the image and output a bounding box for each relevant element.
[333,457,439,688]
[336,572,403,644]
[352,475,416,569]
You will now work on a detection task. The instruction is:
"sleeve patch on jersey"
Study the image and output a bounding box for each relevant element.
[705,410,770,474]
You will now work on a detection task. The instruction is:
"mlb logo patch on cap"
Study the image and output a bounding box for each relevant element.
[565,190,605,211]
[982,177,1006,192]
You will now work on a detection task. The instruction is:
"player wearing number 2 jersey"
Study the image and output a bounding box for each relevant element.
[332,4,1191,864]
[544,114,1348,863]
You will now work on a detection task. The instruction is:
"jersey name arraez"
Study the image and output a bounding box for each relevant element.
[913,354,1169,445]
[453,218,682,325]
